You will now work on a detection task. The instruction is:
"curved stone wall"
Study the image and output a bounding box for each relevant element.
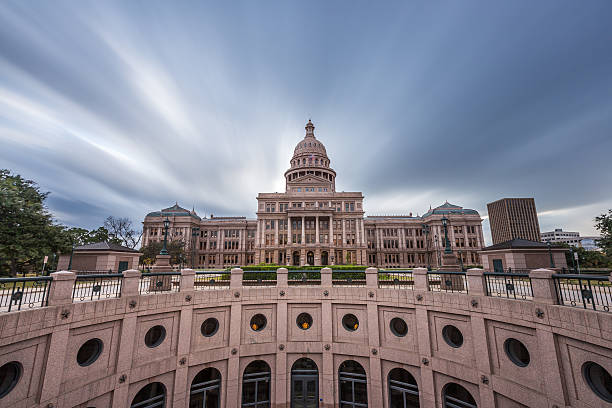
[0,268,611,408]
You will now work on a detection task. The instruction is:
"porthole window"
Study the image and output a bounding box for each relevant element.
[296,313,313,330]
[250,314,267,331]
[201,318,219,337]
[77,338,103,367]
[0,361,22,398]
[582,361,612,402]
[342,314,359,332]
[390,317,408,337]
[442,325,463,348]
[504,338,530,367]
[144,325,166,348]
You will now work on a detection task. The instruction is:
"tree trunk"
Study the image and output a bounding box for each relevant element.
[10,258,17,277]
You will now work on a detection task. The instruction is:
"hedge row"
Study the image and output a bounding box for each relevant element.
[229,264,369,271]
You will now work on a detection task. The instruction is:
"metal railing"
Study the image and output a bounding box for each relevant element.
[332,270,366,286]
[484,273,533,300]
[378,270,414,289]
[0,277,52,312]
[194,271,230,290]
[487,268,532,275]
[427,271,468,293]
[72,269,116,275]
[553,274,611,312]
[242,271,277,287]
[288,270,321,286]
[139,272,181,294]
[72,274,123,302]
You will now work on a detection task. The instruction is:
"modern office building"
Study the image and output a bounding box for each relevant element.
[541,228,582,247]
[487,198,541,245]
[142,121,485,268]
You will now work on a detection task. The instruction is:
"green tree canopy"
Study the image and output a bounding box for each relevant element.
[595,209,612,256]
[140,240,187,266]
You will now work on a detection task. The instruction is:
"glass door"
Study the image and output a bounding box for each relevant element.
[291,375,318,408]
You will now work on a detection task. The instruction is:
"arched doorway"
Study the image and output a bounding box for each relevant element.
[388,368,419,408]
[242,360,271,408]
[293,251,301,266]
[291,358,319,408]
[307,251,314,266]
[339,360,367,407]
[442,383,477,408]
[131,382,166,408]
[321,251,328,265]
[190,367,221,408]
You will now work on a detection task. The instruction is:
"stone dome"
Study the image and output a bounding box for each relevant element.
[292,120,328,159]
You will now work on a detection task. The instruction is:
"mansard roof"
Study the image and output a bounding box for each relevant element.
[421,201,480,217]
[74,241,140,253]
[482,238,550,251]
[146,202,201,220]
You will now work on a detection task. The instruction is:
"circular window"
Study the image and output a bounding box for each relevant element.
[342,314,359,332]
[442,325,463,348]
[250,314,267,331]
[582,361,612,402]
[201,318,219,337]
[144,325,166,348]
[77,338,103,367]
[0,362,22,398]
[390,317,408,337]
[296,313,313,330]
[504,338,530,367]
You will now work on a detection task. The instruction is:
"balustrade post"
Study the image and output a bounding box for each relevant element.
[180,268,195,291]
[48,271,76,306]
[276,267,288,287]
[466,268,487,296]
[230,268,243,288]
[413,267,428,291]
[529,269,558,305]
[120,269,141,296]
[321,267,332,286]
[365,267,378,288]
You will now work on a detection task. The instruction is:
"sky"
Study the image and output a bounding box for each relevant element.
[1,1,611,245]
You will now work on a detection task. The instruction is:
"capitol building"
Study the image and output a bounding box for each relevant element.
[143,120,485,269]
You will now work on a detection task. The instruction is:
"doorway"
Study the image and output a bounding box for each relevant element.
[321,251,328,265]
[307,251,314,266]
[293,251,301,266]
[291,358,319,408]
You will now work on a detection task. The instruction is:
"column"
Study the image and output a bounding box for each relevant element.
[301,216,305,244]
[342,219,346,246]
[274,218,279,246]
[287,217,292,244]
[315,215,320,243]
[329,214,333,246]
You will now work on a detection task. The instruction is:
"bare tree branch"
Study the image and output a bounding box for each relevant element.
[104,216,142,249]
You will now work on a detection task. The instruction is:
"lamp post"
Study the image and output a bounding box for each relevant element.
[422,224,431,270]
[434,234,441,267]
[569,246,576,273]
[458,250,464,272]
[160,217,170,256]
[547,241,555,268]
[441,216,452,254]
[191,227,200,268]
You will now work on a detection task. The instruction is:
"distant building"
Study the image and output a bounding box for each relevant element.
[479,238,568,272]
[487,198,541,245]
[580,236,602,251]
[57,242,142,273]
[541,228,581,247]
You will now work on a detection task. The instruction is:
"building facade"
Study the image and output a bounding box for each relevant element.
[143,121,485,268]
[487,198,541,245]
[541,228,582,247]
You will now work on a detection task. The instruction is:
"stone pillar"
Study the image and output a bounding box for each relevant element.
[230,268,244,288]
[48,271,76,306]
[277,267,288,287]
[315,215,320,243]
[329,215,333,246]
[120,269,141,296]
[180,268,195,291]
[365,267,378,288]
[413,267,429,291]
[466,268,487,296]
[342,219,346,247]
[321,267,332,287]
[274,218,279,246]
[287,217,292,244]
[301,216,305,244]
[529,269,558,304]
[39,327,70,406]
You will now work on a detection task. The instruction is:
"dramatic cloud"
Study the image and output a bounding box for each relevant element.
[1,0,611,244]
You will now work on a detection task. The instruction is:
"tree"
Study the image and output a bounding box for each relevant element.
[139,240,187,266]
[594,209,612,256]
[64,226,121,247]
[104,216,142,249]
[0,170,69,276]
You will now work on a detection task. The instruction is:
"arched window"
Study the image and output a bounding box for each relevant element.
[291,358,318,407]
[131,382,166,408]
[339,360,367,407]
[442,383,477,408]
[190,367,221,408]
[242,360,271,408]
[388,368,419,408]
